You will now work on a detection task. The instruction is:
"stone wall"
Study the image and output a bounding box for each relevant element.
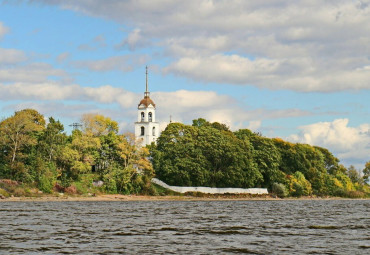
[152,178,268,195]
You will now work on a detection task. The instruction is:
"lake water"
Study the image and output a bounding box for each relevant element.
[0,200,369,254]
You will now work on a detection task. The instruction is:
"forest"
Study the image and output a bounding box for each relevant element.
[0,110,369,198]
[0,109,154,197]
[151,118,369,197]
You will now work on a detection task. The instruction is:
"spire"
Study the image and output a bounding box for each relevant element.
[144,65,150,98]
[138,65,155,107]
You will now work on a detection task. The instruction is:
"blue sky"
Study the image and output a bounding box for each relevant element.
[0,0,369,169]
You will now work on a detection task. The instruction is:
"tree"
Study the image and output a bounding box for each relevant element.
[236,130,284,188]
[363,161,370,183]
[38,117,66,162]
[81,113,118,136]
[0,109,45,180]
[347,165,361,184]
[152,120,262,188]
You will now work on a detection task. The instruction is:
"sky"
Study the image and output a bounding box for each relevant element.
[0,0,369,169]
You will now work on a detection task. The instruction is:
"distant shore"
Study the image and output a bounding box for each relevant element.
[1,194,368,202]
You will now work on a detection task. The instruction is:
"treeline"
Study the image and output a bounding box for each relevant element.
[1,110,369,198]
[0,109,154,195]
[151,118,370,197]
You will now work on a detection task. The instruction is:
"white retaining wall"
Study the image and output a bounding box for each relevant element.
[152,178,268,195]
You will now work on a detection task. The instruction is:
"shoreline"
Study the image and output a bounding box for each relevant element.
[1,194,368,202]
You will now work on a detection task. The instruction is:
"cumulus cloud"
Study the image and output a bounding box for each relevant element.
[73,54,149,72]
[150,90,310,130]
[0,22,9,39]
[0,82,137,108]
[0,62,67,83]
[289,119,370,166]
[0,79,309,132]
[56,52,70,63]
[164,54,370,92]
[0,48,27,65]
[117,28,148,50]
[30,0,370,92]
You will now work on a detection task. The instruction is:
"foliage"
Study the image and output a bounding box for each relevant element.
[152,121,261,188]
[0,110,368,198]
[287,172,312,197]
[363,161,370,183]
[271,183,288,198]
[0,110,155,196]
[151,118,369,198]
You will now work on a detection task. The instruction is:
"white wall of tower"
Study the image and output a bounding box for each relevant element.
[137,105,156,122]
[135,118,159,147]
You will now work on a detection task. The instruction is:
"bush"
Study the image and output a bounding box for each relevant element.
[292,182,304,197]
[0,188,10,198]
[64,185,78,195]
[53,183,65,192]
[38,174,54,193]
[272,183,288,198]
[346,190,365,198]
[103,175,117,194]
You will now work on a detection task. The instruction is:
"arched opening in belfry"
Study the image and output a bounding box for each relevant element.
[148,112,152,122]
[141,126,145,136]
[152,127,156,136]
[141,112,145,121]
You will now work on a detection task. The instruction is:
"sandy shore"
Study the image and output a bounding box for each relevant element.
[1,194,365,202]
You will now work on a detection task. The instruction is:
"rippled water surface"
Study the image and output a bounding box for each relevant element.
[0,200,369,254]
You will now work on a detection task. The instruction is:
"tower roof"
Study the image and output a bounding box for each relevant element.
[139,96,156,107]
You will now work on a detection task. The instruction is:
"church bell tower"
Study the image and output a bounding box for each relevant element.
[135,66,160,146]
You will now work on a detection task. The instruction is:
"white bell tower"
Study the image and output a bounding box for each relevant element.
[135,66,160,146]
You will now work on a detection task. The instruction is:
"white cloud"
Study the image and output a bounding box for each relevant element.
[73,55,149,72]
[56,52,70,63]
[0,62,67,83]
[164,54,370,92]
[0,80,310,132]
[119,28,146,50]
[0,48,27,65]
[247,120,262,131]
[30,0,370,92]
[0,22,9,39]
[0,82,137,109]
[289,119,370,166]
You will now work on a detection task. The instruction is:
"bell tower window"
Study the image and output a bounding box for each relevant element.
[149,112,152,122]
[152,127,156,136]
[141,112,145,122]
[141,126,145,136]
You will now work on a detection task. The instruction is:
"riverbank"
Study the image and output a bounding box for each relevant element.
[1,193,367,202]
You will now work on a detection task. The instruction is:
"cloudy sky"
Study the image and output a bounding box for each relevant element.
[0,0,369,169]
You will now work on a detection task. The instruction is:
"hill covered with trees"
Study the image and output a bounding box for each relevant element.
[150,118,369,197]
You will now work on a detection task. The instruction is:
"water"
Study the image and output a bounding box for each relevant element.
[0,200,369,254]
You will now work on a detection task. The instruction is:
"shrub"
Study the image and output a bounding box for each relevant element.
[346,190,365,198]
[53,182,65,192]
[0,188,10,198]
[64,185,78,195]
[272,183,288,198]
[38,174,54,193]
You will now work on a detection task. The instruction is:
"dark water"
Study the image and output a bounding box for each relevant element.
[0,200,369,254]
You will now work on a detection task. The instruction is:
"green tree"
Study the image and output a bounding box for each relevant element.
[363,161,370,183]
[0,109,45,181]
[152,120,262,188]
[347,165,361,184]
[81,113,119,136]
[236,130,284,188]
